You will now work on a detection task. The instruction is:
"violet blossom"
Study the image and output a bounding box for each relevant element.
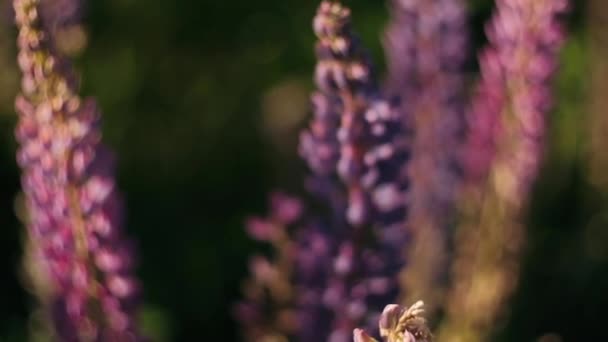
[239,3,412,340]
[311,0,410,229]
[293,2,411,340]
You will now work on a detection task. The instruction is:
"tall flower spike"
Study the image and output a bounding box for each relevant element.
[290,2,410,341]
[242,2,412,340]
[439,0,568,341]
[13,0,142,339]
[383,0,469,317]
[313,0,410,228]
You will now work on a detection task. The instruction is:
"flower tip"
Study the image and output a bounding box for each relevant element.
[353,328,377,342]
[379,304,402,336]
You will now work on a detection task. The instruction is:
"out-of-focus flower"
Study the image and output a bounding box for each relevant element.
[13,0,142,339]
[242,3,411,340]
[354,301,432,342]
[235,192,302,342]
[383,0,469,317]
[310,0,410,228]
[439,0,568,341]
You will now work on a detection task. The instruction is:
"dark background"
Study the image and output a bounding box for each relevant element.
[1,0,607,341]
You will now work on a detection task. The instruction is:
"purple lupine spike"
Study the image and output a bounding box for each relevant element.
[383,0,468,316]
[312,0,410,229]
[13,0,142,340]
[288,2,410,341]
[313,1,375,227]
[440,0,568,340]
[241,3,412,341]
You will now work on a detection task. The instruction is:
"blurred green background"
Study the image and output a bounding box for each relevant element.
[0,0,607,341]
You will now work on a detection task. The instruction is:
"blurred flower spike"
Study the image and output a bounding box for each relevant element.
[13,0,142,339]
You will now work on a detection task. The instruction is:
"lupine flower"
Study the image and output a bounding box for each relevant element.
[353,301,432,342]
[234,192,303,341]
[240,2,412,340]
[289,2,411,341]
[312,0,410,228]
[13,0,141,339]
[383,0,468,316]
[439,0,568,340]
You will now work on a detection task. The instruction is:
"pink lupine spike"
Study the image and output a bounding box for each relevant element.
[13,0,143,339]
[440,0,568,340]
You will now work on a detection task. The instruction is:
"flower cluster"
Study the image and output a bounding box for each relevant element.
[311,1,410,229]
[13,0,141,340]
[239,2,412,341]
[239,0,570,341]
[239,0,566,340]
[6,0,574,340]
[296,2,411,340]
